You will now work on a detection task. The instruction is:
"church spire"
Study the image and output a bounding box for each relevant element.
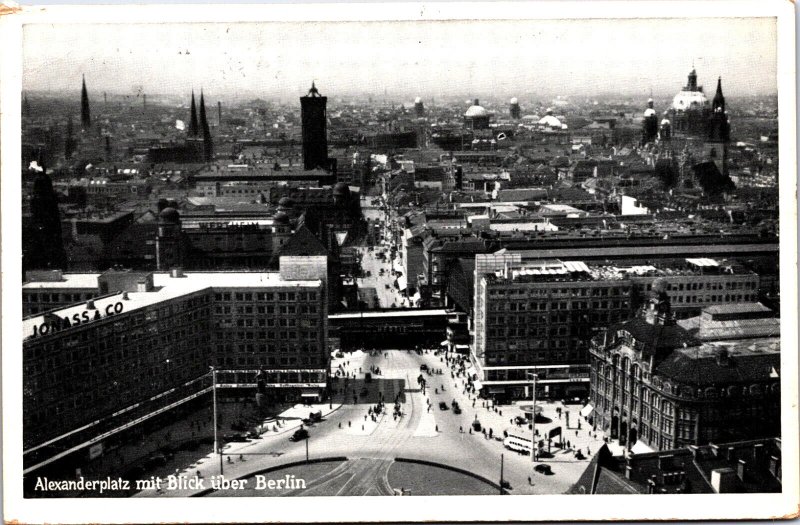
[712,76,725,113]
[199,90,213,162]
[189,90,199,137]
[80,74,91,130]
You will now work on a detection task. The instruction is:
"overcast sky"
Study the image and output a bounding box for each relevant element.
[22,18,777,101]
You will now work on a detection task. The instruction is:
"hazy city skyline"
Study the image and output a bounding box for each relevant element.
[23,18,777,102]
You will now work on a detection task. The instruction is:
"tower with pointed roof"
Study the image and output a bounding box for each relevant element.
[199,91,213,162]
[80,75,91,130]
[705,77,731,176]
[300,82,330,170]
[188,91,199,137]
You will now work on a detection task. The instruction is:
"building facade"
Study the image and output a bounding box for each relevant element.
[472,259,632,401]
[22,264,328,474]
[588,293,780,452]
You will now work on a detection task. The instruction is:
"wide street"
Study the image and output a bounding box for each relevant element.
[135,349,607,497]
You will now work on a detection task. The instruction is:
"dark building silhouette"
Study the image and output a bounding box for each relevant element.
[188,91,199,137]
[26,168,67,270]
[199,90,213,162]
[22,94,31,118]
[65,117,75,159]
[642,98,658,144]
[509,97,521,119]
[80,75,91,130]
[414,97,425,117]
[300,82,330,170]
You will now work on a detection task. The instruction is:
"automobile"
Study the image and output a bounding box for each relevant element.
[534,464,553,475]
[143,453,167,469]
[439,402,449,411]
[514,416,528,425]
[335,351,344,358]
[365,270,372,277]
[472,421,482,432]
[222,433,249,443]
[246,430,262,439]
[289,428,309,442]
[419,364,428,372]
[453,406,462,415]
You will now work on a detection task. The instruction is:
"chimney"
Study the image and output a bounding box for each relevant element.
[86,300,96,310]
[122,292,129,300]
[710,468,737,493]
[137,279,149,292]
[768,455,781,478]
[170,267,184,278]
[737,459,747,482]
[625,464,633,480]
[753,443,765,466]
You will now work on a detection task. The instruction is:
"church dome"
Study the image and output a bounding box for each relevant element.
[158,207,180,223]
[671,90,708,111]
[644,108,657,118]
[510,97,519,105]
[332,182,351,197]
[414,97,422,104]
[538,114,562,129]
[273,211,290,225]
[465,99,488,118]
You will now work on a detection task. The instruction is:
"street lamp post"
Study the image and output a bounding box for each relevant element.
[211,366,223,475]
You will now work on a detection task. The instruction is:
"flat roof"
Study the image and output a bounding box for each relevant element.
[23,272,321,341]
[23,274,102,290]
[330,309,451,320]
[704,303,773,315]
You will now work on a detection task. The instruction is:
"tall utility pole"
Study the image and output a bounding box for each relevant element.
[527,372,538,464]
[499,453,504,495]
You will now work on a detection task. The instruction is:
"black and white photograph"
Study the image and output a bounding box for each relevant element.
[1,1,797,522]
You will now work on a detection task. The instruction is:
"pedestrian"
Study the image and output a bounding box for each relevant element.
[528,476,532,486]
[435,425,439,432]
[348,421,351,427]
[576,430,579,437]
[339,422,342,429]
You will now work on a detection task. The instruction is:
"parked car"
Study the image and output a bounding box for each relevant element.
[289,428,309,442]
[143,454,167,469]
[419,364,428,371]
[453,406,462,415]
[223,433,248,443]
[534,464,553,475]
[335,351,344,358]
[439,402,449,411]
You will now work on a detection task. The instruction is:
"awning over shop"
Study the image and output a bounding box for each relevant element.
[393,260,404,274]
[579,404,594,418]
[488,387,505,394]
[466,366,478,377]
[455,344,470,353]
[397,275,408,290]
[440,340,450,347]
[473,380,483,390]
[300,392,320,397]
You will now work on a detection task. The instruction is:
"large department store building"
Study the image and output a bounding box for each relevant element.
[22,257,328,473]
